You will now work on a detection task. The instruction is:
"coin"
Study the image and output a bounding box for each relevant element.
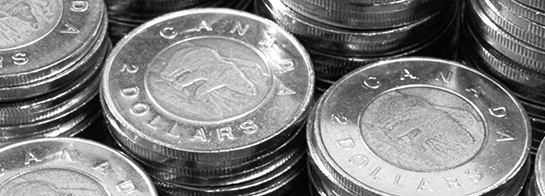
[257,0,451,58]
[309,57,530,195]
[534,138,545,195]
[0,0,105,88]
[0,138,157,195]
[278,0,447,30]
[101,8,313,162]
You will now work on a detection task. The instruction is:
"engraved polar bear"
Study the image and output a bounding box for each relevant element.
[0,0,57,48]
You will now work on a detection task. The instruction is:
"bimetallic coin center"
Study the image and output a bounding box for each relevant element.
[0,168,108,196]
[359,87,485,172]
[0,0,62,50]
[146,37,272,123]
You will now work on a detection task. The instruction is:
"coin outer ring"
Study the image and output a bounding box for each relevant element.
[313,57,530,195]
[102,8,314,156]
[536,136,545,195]
[0,138,157,195]
[0,0,104,87]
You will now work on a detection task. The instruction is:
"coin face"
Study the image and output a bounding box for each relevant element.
[360,87,486,172]
[145,37,272,123]
[0,0,63,50]
[0,168,107,196]
[102,9,313,155]
[312,57,530,196]
[0,138,157,196]
[0,0,104,87]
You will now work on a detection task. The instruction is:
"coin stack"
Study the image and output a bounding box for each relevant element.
[255,0,460,95]
[105,0,254,43]
[0,0,110,146]
[101,9,314,195]
[0,138,157,195]
[461,0,545,156]
[308,58,531,196]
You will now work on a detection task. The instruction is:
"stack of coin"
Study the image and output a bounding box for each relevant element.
[308,58,531,196]
[461,0,545,156]
[0,137,157,195]
[105,0,254,43]
[101,8,314,195]
[0,0,110,146]
[255,0,460,95]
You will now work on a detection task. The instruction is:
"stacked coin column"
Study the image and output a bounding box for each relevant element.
[308,57,531,196]
[0,0,110,146]
[100,8,315,195]
[461,0,545,157]
[105,0,254,43]
[255,0,460,95]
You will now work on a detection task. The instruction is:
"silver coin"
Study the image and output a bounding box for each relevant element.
[0,0,105,88]
[0,138,157,195]
[310,57,530,195]
[101,8,314,161]
[535,138,545,195]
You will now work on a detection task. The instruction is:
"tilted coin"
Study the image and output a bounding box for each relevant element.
[534,138,545,195]
[0,0,105,88]
[516,0,545,12]
[0,138,157,195]
[495,0,545,26]
[257,0,450,57]
[309,57,530,195]
[278,0,447,29]
[101,8,314,162]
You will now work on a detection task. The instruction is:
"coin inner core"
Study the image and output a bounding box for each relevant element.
[0,0,63,50]
[359,87,485,172]
[0,168,108,196]
[145,37,272,123]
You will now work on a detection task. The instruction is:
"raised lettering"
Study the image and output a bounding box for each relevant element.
[229,22,249,36]
[370,166,382,181]
[60,149,74,162]
[61,23,80,34]
[160,27,177,39]
[332,114,348,124]
[417,178,433,192]
[363,77,381,89]
[120,64,139,73]
[71,1,89,12]
[279,60,295,72]
[436,71,453,83]
[12,53,29,65]
[146,115,161,130]
[465,87,480,98]
[116,181,136,194]
[336,138,355,150]
[400,69,419,80]
[166,123,183,137]
[393,174,406,188]
[496,129,515,142]
[194,21,212,32]
[465,169,483,182]
[349,154,368,167]
[259,35,275,48]
[240,120,258,134]
[217,127,235,141]
[121,87,139,97]
[24,152,42,165]
[93,161,111,175]
[191,128,208,142]
[131,103,149,115]
[444,176,461,190]
[278,82,296,95]
[489,106,507,118]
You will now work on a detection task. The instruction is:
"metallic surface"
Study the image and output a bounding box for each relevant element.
[102,8,314,161]
[309,57,530,195]
[0,138,157,195]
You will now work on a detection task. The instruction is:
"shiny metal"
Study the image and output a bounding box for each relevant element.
[279,0,446,29]
[466,0,545,74]
[257,0,450,57]
[101,8,314,162]
[309,57,530,195]
[0,138,157,195]
[0,0,105,89]
[495,0,545,26]
[535,138,545,195]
